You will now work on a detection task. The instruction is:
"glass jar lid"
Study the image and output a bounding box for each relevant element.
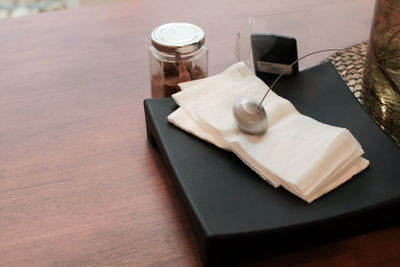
[151,22,205,54]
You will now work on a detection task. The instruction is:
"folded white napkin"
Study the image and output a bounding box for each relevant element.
[168,62,369,203]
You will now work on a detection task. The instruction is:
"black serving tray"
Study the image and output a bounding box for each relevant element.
[144,62,400,266]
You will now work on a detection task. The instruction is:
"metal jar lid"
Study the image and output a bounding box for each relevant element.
[151,22,205,54]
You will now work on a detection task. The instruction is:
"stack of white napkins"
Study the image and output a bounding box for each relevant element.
[168,62,369,203]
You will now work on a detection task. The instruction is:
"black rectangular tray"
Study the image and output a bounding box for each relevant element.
[144,62,400,266]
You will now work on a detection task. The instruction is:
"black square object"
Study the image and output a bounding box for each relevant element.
[251,33,298,81]
[144,62,400,266]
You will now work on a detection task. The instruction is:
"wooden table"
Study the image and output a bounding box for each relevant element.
[1,0,399,266]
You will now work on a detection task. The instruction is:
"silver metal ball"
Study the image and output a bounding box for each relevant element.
[232,97,268,135]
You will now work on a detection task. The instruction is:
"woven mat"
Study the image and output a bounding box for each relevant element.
[327,42,400,146]
[326,41,368,102]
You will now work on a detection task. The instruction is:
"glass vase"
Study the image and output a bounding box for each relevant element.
[362,0,400,145]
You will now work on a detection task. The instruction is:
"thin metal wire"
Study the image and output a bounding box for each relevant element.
[257,48,366,108]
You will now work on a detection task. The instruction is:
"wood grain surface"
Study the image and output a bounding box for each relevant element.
[1,0,399,266]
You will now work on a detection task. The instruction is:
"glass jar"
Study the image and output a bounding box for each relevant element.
[149,23,208,98]
[362,0,400,145]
